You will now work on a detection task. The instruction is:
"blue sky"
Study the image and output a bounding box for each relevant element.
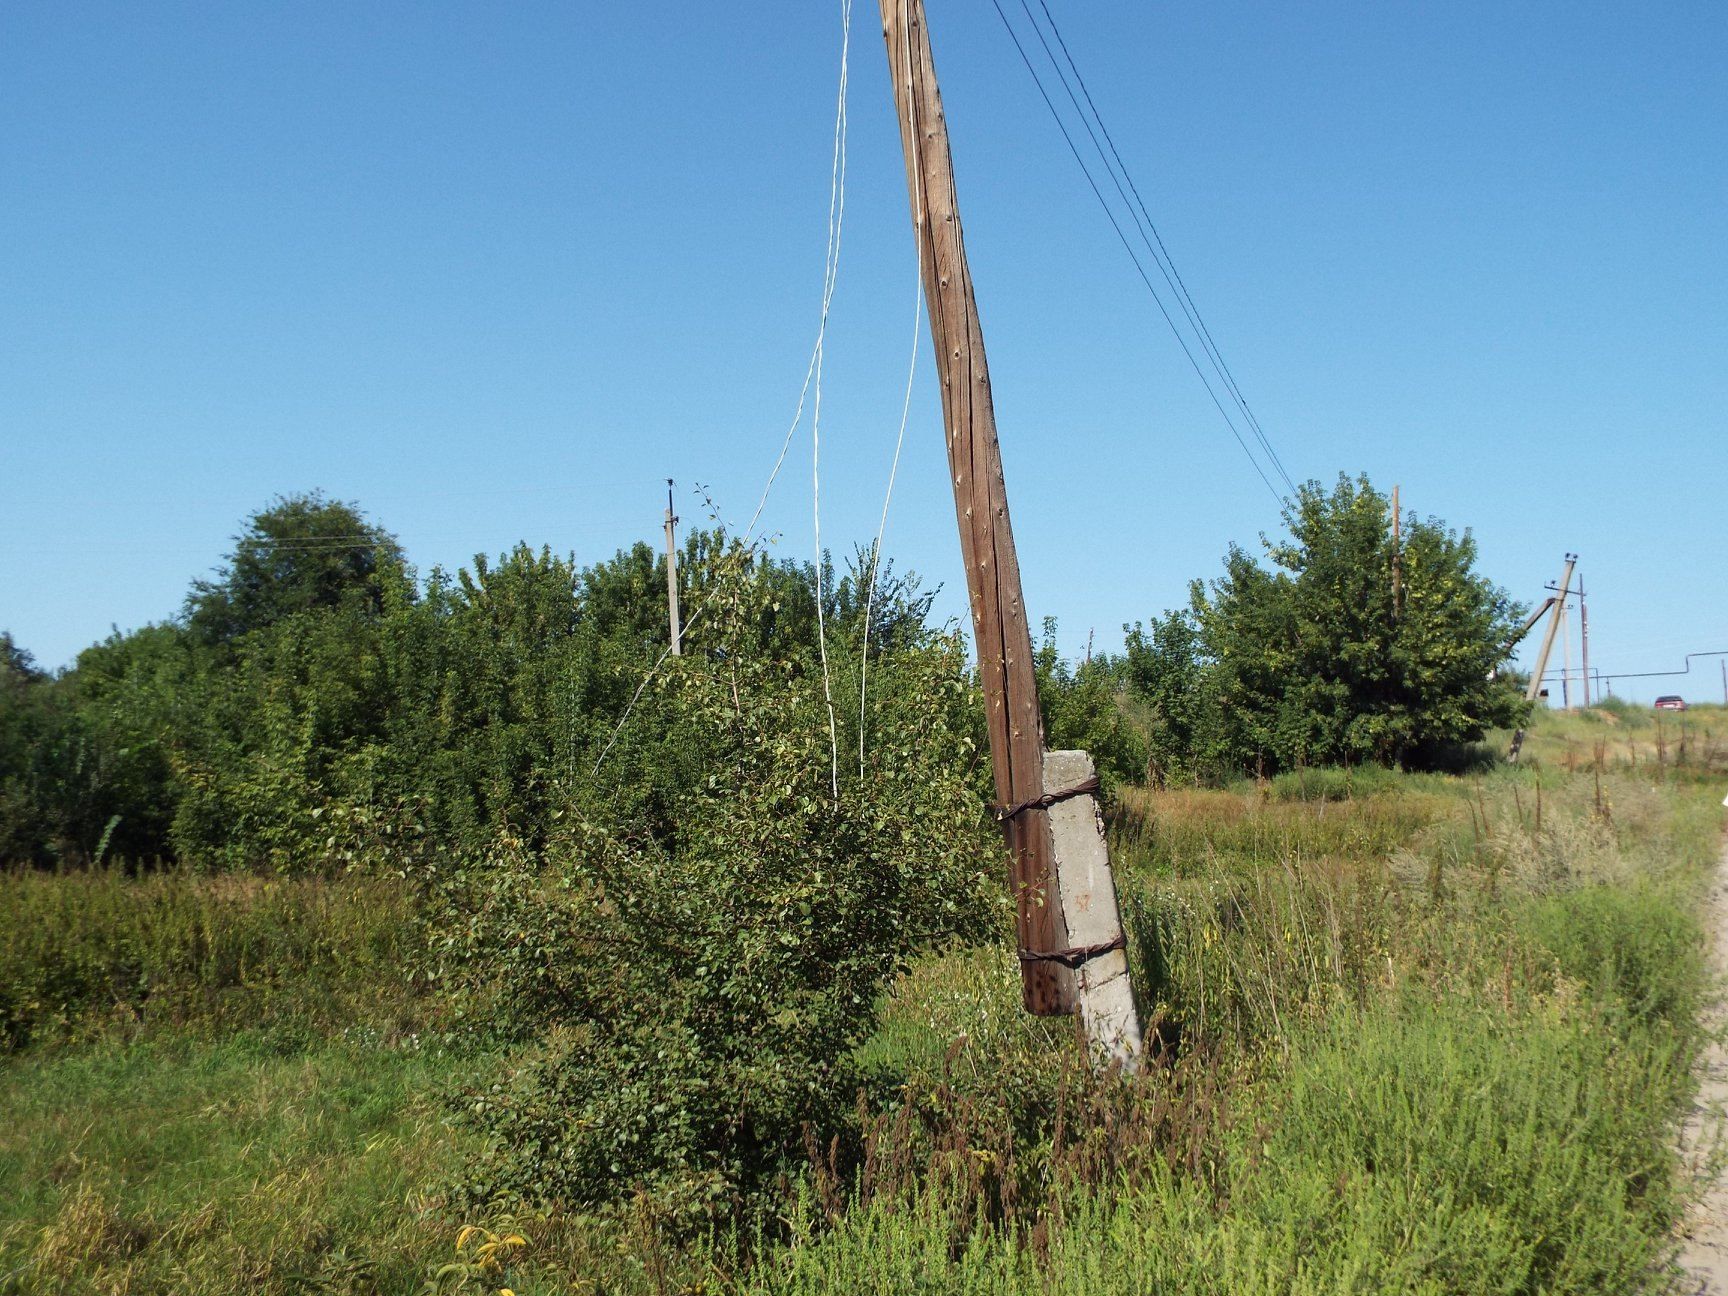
[3,1,1724,703]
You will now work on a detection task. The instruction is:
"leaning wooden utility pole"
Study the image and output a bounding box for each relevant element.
[1509,553,1576,763]
[878,0,1141,1063]
[664,479,682,657]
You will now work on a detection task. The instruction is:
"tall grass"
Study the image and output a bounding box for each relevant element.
[747,1000,1694,1295]
[0,868,421,1050]
[0,707,1720,1294]
[0,1032,476,1295]
[740,756,1721,1296]
[1505,701,1728,775]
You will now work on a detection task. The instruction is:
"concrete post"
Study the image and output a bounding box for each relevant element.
[1045,749,1143,1070]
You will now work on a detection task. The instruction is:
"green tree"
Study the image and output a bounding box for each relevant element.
[439,559,999,1220]
[52,624,197,863]
[1033,619,1146,790]
[1188,474,1524,771]
[0,634,50,862]
[186,493,410,645]
[1122,609,1226,784]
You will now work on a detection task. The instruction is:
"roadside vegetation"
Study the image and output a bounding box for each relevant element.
[2,477,1724,1293]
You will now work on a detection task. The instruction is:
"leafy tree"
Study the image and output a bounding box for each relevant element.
[0,626,199,865]
[1183,474,1524,772]
[438,559,1000,1220]
[1033,619,1146,790]
[577,539,669,648]
[0,634,50,862]
[1122,610,1225,785]
[823,544,940,658]
[186,493,410,645]
[52,624,197,863]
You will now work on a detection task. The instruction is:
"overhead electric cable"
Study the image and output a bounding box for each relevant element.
[1017,1,1296,495]
[986,0,1290,505]
[1026,0,1296,495]
[811,0,854,800]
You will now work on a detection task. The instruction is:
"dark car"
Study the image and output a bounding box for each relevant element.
[1654,695,1688,712]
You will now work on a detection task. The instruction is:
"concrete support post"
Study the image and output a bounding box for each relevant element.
[1045,749,1143,1070]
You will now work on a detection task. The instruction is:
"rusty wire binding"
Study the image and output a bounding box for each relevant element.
[992,774,1100,823]
[1017,932,1126,968]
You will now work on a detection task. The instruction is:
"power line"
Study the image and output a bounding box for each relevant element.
[810,0,854,800]
[859,3,927,779]
[1023,0,1296,495]
[1027,0,1296,496]
[986,0,1295,504]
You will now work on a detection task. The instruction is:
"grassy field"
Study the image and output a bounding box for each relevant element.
[2,705,1724,1294]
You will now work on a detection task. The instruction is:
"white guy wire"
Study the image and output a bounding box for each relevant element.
[811,0,853,801]
[594,0,855,780]
[858,14,925,778]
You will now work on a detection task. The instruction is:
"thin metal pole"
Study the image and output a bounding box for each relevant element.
[1560,585,1572,709]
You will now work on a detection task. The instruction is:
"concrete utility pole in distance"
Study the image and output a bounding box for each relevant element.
[1578,573,1590,708]
[664,480,682,657]
[1509,553,1577,763]
[878,0,1143,1063]
[1391,484,1403,621]
[1560,584,1573,709]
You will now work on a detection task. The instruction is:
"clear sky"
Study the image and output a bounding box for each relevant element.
[3,2,1724,703]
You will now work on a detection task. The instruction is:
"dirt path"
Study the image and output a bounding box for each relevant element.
[1680,840,1728,1292]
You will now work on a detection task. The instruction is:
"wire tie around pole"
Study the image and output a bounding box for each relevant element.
[1016,932,1126,969]
[992,774,1100,823]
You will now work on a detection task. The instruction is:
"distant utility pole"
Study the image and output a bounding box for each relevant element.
[1391,484,1403,620]
[1721,658,1726,705]
[1509,553,1577,763]
[1549,563,1583,710]
[1578,573,1590,708]
[664,480,682,657]
[1560,587,1572,709]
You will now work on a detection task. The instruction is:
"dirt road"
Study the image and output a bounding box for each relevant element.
[1680,841,1728,1292]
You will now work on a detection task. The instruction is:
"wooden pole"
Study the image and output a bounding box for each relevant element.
[879,0,1070,1014]
[664,480,682,657]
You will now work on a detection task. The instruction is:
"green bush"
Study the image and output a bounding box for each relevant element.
[1266,763,1404,802]
[434,573,1002,1221]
